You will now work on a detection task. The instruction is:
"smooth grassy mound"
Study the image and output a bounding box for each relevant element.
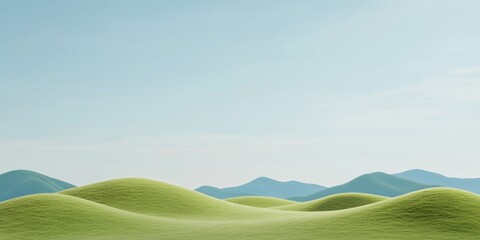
[342,188,480,234]
[277,193,387,211]
[226,196,296,208]
[0,193,180,240]
[2,180,480,240]
[0,170,75,202]
[61,178,268,218]
[273,188,480,239]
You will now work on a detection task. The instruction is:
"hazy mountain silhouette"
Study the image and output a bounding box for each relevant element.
[195,186,259,199]
[292,172,435,201]
[196,177,326,199]
[395,169,480,194]
[0,170,75,201]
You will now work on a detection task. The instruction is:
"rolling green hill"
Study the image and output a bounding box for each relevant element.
[61,178,265,218]
[277,193,387,211]
[196,177,325,199]
[0,170,75,202]
[226,196,296,208]
[1,178,479,239]
[292,172,435,201]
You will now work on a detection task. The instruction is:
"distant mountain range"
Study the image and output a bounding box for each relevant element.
[195,186,257,199]
[0,170,75,201]
[196,177,326,199]
[2,177,480,239]
[2,169,480,203]
[291,172,435,202]
[394,169,480,194]
[197,170,480,201]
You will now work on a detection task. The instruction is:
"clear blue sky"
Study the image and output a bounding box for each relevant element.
[1,0,480,188]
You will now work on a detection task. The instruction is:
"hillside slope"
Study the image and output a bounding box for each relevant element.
[226,196,296,208]
[277,193,387,211]
[61,178,270,218]
[196,177,325,199]
[1,179,479,240]
[292,172,434,201]
[395,169,480,193]
[0,170,75,202]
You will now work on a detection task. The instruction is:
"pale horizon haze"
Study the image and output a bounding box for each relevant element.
[1,0,480,188]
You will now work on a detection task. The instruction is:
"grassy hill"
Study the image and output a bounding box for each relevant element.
[292,172,435,201]
[1,178,480,239]
[61,178,266,218]
[0,170,75,202]
[277,193,387,211]
[226,196,296,208]
[395,169,480,193]
[196,177,325,199]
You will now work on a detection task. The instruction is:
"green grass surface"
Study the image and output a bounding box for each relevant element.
[277,193,387,211]
[0,170,75,202]
[226,196,296,208]
[61,178,268,219]
[1,178,479,239]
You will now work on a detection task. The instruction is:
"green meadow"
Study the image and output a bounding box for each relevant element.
[226,196,296,207]
[1,178,479,240]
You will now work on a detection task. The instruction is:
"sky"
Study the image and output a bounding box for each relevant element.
[1,0,480,188]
